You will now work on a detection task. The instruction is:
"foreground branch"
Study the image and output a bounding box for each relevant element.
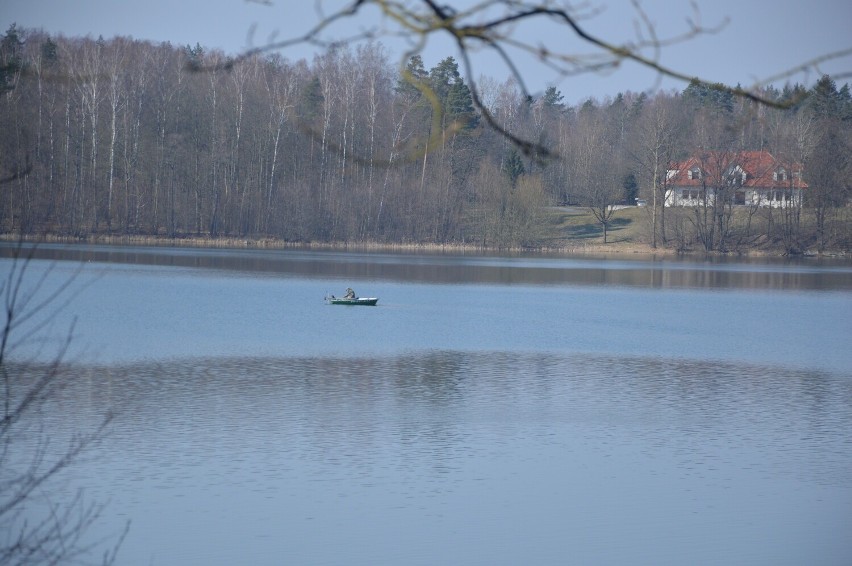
[206,0,851,157]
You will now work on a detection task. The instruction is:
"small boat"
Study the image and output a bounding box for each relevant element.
[327,296,379,306]
[326,288,378,306]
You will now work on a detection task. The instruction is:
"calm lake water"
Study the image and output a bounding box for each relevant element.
[3,244,852,565]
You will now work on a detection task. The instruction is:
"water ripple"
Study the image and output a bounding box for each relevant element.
[15,351,852,565]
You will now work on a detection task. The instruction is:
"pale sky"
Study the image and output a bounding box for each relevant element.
[2,0,850,103]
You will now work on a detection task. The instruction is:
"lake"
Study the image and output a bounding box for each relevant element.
[3,243,852,565]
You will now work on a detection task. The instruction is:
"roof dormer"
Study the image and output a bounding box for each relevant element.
[727,165,746,185]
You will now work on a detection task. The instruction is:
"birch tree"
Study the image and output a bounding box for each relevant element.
[103,38,127,228]
[631,94,676,247]
[74,37,105,230]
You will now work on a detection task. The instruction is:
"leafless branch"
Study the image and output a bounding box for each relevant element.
[194,1,852,157]
[1,241,127,566]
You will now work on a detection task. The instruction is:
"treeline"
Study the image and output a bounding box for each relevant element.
[1,25,850,251]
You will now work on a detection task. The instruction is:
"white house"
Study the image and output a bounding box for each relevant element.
[665,150,807,208]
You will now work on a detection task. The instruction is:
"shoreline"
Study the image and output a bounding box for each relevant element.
[1,232,847,259]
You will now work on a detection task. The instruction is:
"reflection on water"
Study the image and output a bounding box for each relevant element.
[41,352,852,565]
[4,243,852,290]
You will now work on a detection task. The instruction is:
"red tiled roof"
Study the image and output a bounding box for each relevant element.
[667,150,808,189]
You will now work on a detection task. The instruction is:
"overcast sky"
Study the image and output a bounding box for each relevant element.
[2,0,850,103]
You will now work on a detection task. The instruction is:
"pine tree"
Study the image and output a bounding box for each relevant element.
[429,56,460,104]
[807,75,840,119]
[622,173,638,203]
[185,42,204,70]
[446,79,478,130]
[41,36,58,64]
[396,54,428,102]
[301,75,324,124]
[541,86,564,110]
[0,23,23,94]
[837,83,852,121]
[779,82,808,111]
[424,57,479,130]
[503,149,525,188]
[682,78,734,113]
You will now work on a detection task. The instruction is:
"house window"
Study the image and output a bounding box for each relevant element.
[728,166,745,185]
[775,169,786,182]
[688,167,701,180]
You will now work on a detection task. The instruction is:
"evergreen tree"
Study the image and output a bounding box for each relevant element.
[503,149,525,188]
[446,79,478,129]
[541,86,564,110]
[682,78,734,113]
[807,75,840,119]
[579,98,597,114]
[622,173,638,203]
[301,75,324,123]
[41,36,58,64]
[429,56,460,104]
[185,42,205,70]
[631,92,648,117]
[0,23,23,93]
[837,83,852,121]
[779,82,809,111]
[426,56,478,130]
[396,54,428,102]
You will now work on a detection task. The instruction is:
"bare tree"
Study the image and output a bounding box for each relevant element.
[765,109,815,252]
[261,54,296,234]
[74,37,107,231]
[0,243,128,565]
[630,94,676,247]
[117,40,153,234]
[103,39,127,229]
[568,104,622,243]
[802,76,852,251]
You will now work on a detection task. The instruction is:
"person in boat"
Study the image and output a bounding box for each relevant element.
[344,288,356,299]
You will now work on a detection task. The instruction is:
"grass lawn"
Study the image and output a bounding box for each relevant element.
[543,206,651,248]
[541,204,850,255]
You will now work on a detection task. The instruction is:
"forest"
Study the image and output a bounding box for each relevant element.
[1,24,850,253]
